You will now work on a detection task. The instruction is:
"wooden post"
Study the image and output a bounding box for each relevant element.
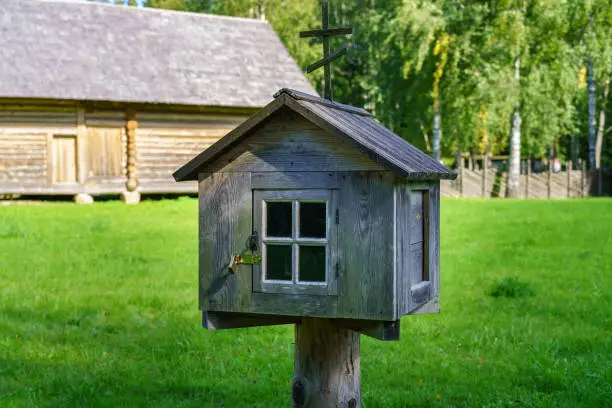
[481,152,488,198]
[322,2,331,99]
[547,158,552,199]
[458,152,464,197]
[123,109,140,204]
[581,159,586,197]
[76,108,87,185]
[598,168,603,196]
[525,156,530,198]
[292,318,360,408]
[125,109,138,192]
[567,159,572,198]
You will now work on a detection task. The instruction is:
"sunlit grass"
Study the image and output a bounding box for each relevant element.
[1,197,611,407]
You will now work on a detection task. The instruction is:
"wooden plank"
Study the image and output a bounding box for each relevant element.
[428,183,441,309]
[409,243,424,286]
[410,281,431,305]
[357,320,400,341]
[409,190,424,244]
[76,108,87,185]
[251,293,338,317]
[339,171,395,320]
[199,172,252,313]
[251,172,338,189]
[86,128,123,178]
[51,135,77,184]
[395,184,410,316]
[299,27,353,38]
[306,47,348,74]
[203,311,299,330]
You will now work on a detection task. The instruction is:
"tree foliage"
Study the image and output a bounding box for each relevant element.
[142,0,611,165]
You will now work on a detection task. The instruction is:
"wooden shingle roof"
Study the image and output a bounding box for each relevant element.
[174,89,456,181]
[0,0,316,107]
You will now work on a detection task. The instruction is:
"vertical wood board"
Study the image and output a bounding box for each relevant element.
[198,172,253,313]
[86,127,123,178]
[51,135,77,184]
[338,171,395,320]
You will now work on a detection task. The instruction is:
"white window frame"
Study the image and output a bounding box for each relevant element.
[253,189,338,296]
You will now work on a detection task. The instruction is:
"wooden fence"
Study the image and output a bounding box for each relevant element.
[441,167,612,199]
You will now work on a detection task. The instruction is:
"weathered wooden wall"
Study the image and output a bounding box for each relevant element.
[197,112,400,321]
[199,109,386,174]
[0,106,78,194]
[136,112,245,193]
[198,170,397,322]
[0,101,251,196]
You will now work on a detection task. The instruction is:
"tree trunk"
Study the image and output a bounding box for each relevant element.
[506,56,522,198]
[292,318,360,408]
[595,77,609,170]
[588,57,596,169]
[433,107,442,162]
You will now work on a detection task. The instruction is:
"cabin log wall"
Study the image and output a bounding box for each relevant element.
[135,112,246,193]
[0,106,77,193]
[0,101,250,196]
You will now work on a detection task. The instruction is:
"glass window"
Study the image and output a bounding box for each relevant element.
[298,245,326,282]
[299,202,327,238]
[266,245,292,281]
[260,191,331,288]
[266,201,292,237]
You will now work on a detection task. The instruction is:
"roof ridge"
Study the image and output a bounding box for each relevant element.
[274,88,372,117]
[29,0,271,25]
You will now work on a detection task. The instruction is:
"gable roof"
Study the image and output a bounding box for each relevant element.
[174,88,456,181]
[0,0,316,108]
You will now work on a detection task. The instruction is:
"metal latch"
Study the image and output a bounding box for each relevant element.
[228,253,262,273]
[228,230,261,273]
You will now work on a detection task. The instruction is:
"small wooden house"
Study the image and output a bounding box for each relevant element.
[174,89,456,339]
[0,0,315,202]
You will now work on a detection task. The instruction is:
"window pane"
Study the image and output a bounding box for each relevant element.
[266,201,292,237]
[299,202,326,238]
[266,245,292,281]
[298,245,326,282]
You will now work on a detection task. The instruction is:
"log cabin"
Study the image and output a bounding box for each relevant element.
[0,0,316,203]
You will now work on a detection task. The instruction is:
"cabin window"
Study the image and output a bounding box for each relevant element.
[253,189,337,295]
[409,189,429,285]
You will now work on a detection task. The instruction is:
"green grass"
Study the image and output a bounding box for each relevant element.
[1,197,611,407]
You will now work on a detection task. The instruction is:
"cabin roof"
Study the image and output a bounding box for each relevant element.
[0,0,316,108]
[173,89,456,181]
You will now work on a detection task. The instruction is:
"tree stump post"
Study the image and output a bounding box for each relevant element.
[292,318,361,408]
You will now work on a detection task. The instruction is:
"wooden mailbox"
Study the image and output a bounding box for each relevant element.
[174,88,455,407]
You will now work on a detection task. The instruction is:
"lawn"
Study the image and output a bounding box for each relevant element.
[0,198,611,408]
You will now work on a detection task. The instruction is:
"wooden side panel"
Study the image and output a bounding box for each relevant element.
[136,112,246,192]
[338,171,395,320]
[395,185,411,317]
[395,182,440,316]
[52,135,77,184]
[199,172,253,313]
[409,191,425,285]
[201,109,386,174]
[0,132,47,189]
[422,182,441,313]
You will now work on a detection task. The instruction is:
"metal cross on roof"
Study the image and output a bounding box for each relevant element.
[300,1,352,101]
